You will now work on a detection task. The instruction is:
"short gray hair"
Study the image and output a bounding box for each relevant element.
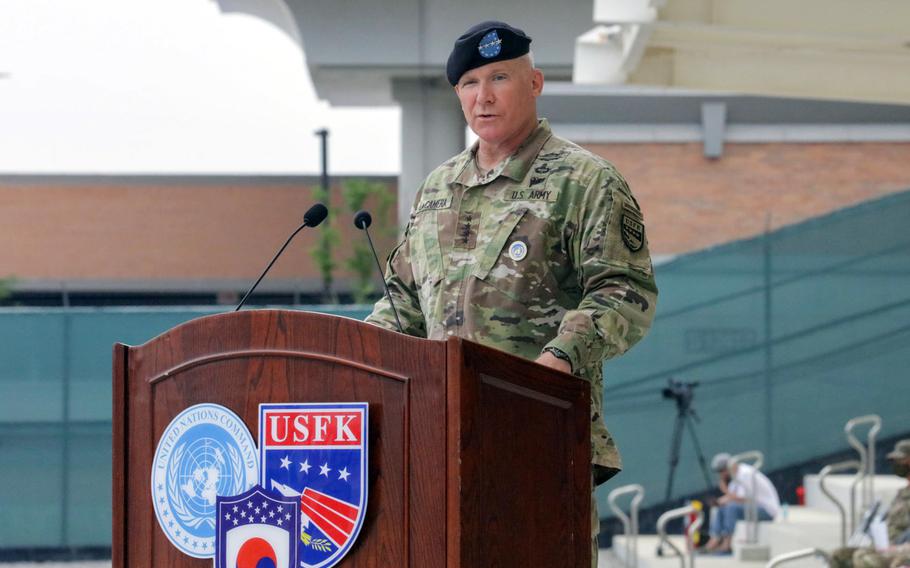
[711,452,731,472]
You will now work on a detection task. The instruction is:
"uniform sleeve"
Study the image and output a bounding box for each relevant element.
[364,218,428,338]
[543,169,658,375]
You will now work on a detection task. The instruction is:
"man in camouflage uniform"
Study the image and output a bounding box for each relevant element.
[366,20,657,564]
[831,439,910,568]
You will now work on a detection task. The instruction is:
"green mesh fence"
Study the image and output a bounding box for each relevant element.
[0,306,371,548]
[2,190,910,549]
[596,188,910,512]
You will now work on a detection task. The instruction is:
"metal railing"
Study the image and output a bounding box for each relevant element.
[766,547,831,567]
[656,504,703,568]
[608,484,645,568]
[730,450,765,544]
[844,414,882,529]
[819,459,862,546]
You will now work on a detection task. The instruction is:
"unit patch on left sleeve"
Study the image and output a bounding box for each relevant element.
[620,208,644,252]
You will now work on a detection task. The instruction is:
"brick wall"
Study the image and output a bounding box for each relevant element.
[584,142,910,255]
[2,142,910,290]
[0,177,398,286]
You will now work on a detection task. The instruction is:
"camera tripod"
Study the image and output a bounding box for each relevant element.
[663,380,714,501]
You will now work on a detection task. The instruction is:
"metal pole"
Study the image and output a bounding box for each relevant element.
[657,504,702,568]
[317,128,329,197]
[608,484,645,568]
[766,547,831,568]
[730,451,765,545]
[314,128,332,302]
[844,415,882,526]
[60,282,72,546]
[819,460,862,546]
[763,214,774,465]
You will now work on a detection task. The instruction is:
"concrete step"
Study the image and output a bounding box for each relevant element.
[732,506,841,563]
[611,506,841,568]
[612,534,830,568]
[803,473,905,516]
[612,535,745,568]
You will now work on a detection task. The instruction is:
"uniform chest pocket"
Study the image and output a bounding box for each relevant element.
[407,209,445,290]
[472,207,568,305]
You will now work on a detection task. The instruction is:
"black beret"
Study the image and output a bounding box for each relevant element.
[446,21,532,86]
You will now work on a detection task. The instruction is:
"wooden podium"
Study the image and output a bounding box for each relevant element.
[113,310,591,567]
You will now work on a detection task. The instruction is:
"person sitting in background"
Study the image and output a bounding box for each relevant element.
[831,439,910,568]
[703,452,781,554]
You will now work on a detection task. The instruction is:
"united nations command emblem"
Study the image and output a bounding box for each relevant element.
[621,210,644,252]
[260,403,368,568]
[478,30,502,58]
[152,403,259,558]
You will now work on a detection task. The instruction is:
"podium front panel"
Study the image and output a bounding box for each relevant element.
[114,311,447,567]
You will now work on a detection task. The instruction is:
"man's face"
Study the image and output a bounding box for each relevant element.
[454,57,544,146]
[893,457,910,478]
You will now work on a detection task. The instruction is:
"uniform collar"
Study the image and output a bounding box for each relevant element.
[453,118,553,187]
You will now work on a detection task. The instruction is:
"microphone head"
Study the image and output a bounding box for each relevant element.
[353,210,372,230]
[304,203,328,227]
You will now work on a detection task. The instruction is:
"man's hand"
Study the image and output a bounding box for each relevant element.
[535,351,572,374]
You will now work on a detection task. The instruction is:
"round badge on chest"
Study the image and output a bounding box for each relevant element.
[508,240,528,262]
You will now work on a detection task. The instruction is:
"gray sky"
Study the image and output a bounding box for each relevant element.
[0,0,400,175]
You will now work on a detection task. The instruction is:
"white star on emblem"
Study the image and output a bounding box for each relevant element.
[338,467,351,481]
[319,462,331,477]
[300,459,311,474]
[280,455,291,470]
[233,519,239,526]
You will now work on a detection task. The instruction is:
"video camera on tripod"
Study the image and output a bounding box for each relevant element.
[662,379,700,409]
[661,378,712,501]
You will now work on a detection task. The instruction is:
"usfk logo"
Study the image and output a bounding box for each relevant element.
[152,403,259,558]
[259,403,369,568]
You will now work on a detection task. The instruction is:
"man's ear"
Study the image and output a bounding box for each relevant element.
[531,68,545,97]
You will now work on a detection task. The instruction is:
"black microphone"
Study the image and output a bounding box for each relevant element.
[353,210,404,333]
[235,203,328,311]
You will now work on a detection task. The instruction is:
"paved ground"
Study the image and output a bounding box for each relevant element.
[0,564,111,567]
[0,552,623,567]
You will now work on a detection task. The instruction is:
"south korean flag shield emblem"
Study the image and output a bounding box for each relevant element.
[259,403,368,568]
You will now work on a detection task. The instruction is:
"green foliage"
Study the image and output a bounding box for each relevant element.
[0,276,14,302]
[341,179,395,304]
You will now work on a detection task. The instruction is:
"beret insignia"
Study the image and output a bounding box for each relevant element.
[478,30,502,58]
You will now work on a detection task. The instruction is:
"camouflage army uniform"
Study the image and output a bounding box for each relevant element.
[831,486,910,568]
[366,119,658,481]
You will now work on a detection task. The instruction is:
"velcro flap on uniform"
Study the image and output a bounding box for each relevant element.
[472,207,528,280]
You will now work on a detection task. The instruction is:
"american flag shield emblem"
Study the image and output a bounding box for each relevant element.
[215,485,300,568]
[259,403,368,568]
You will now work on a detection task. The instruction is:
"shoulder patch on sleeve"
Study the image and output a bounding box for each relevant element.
[620,207,644,253]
